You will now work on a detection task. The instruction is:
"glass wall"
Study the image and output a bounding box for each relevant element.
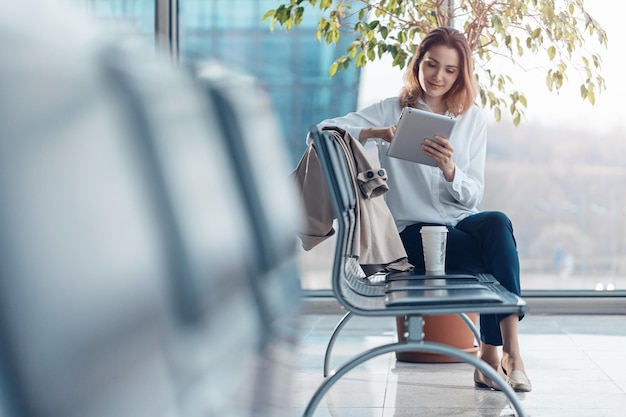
[177,0,362,165]
[83,0,626,296]
[483,123,626,291]
[84,0,155,39]
[295,4,626,295]
[83,1,361,165]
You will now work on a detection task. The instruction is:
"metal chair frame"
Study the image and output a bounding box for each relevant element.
[305,126,529,417]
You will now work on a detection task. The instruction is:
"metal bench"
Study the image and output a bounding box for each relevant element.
[304,126,529,417]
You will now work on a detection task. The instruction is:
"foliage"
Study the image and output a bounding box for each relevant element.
[262,0,607,125]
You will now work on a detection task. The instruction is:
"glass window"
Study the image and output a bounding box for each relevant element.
[85,1,626,296]
[256,34,294,83]
[482,123,626,291]
[85,0,155,38]
[178,0,361,167]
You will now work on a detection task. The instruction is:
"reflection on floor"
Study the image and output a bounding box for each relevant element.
[290,314,626,417]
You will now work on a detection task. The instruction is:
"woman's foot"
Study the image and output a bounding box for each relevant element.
[500,352,526,376]
[498,361,532,392]
[474,368,497,389]
[474,351,499,389]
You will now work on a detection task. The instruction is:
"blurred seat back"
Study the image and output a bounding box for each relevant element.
[102,46,266,417]
[0,3,285,417]
[193,61,303,415]
[193,61,302,319]
[0,6,183,415]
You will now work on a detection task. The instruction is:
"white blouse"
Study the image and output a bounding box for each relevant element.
[317,96,487,232]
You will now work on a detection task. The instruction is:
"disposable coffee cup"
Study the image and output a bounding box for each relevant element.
[420,225,448,275]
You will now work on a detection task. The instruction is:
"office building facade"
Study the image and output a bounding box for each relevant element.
[87,0,361,165]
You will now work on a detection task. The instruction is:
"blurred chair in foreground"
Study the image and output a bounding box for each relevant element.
[192,61,303,414]
[0,2,301,417]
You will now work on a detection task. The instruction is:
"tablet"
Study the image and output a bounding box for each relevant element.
[386,107,457,166]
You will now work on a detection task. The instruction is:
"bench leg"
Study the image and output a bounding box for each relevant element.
[323,311,352,377]
[303,341,527,417]
[458,312,481,344]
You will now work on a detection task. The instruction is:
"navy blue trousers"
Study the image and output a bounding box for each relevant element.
[399,211,522,346]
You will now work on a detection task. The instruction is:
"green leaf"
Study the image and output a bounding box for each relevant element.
[592,54,601,68]
[380,26,388,40]
[329,61,338,77]
[261,9,275,22]
[494,107,502,122]
[295,7,304,26]
[588,89,596,105]
[492,16,503,34]
[388,44,397,58]
[356,51,367,66]
[519,95,528,108]
[347,42,357,58]
[546,73,554,91]
[377,43,386,58]
[547,45,556,60]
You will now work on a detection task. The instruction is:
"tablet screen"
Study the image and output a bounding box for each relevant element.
[386,107,457,166]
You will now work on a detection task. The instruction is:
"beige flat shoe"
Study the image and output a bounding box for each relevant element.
[474,368,497,389]
[497,363,532,392]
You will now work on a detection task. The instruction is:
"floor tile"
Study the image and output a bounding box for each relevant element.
[291,314,626,417]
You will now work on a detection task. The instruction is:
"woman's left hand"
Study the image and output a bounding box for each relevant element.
[422,135,455,182]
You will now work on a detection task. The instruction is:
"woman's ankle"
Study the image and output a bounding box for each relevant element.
[478,344,500,369]
[479,357,499,370]
[501,352,525,372]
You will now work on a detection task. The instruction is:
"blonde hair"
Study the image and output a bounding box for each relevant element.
[399,27,478,116]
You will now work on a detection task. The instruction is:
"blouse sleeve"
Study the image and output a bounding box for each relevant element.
[443,107,487,208]
[313,98,396,144]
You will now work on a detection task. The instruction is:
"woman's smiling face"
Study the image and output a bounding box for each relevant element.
[418,44,460,103]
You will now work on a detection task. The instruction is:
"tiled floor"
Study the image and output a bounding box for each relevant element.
[290,314,626,417]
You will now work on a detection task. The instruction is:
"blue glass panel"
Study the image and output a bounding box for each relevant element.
[179,0,362,166]
[87,0,155,36]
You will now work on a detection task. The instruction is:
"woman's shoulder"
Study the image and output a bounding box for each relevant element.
[382,96,401,106]
[459,103,487,123]
[357,96,403,123]
[361,96,401,110]
[464,103,485,116]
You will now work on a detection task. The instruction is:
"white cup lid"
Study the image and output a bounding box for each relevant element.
[420,225,448,233]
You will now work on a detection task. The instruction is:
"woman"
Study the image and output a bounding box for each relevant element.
[316,26,531,392]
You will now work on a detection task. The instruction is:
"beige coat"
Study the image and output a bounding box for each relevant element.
[292,127,413,275]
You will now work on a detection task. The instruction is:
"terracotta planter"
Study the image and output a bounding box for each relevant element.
[395,314,479,363]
